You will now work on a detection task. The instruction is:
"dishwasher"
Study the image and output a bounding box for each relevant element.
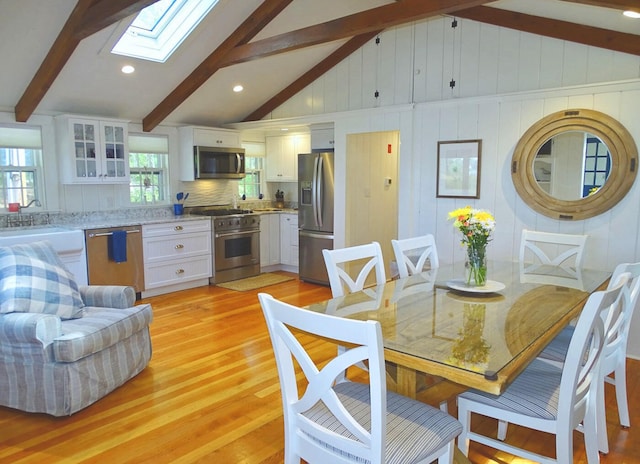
[85,225,145,297]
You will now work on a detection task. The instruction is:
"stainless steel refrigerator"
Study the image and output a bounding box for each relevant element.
[298,151,334,285]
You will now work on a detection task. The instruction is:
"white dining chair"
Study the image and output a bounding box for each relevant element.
[322,242,387,382]
[322,242,386,298]
[457,274,629,464]
[391,234,439,279]
[519,229,587,278]
[537,262,640,454]
[258,292,462,464]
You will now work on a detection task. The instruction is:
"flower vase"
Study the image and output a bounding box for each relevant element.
[466,246,487,286]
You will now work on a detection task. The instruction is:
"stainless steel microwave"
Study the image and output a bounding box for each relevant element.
[194,146,245,179]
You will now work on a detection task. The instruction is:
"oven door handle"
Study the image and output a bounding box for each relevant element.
[215,230,259,238]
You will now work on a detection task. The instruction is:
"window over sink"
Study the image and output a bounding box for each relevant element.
[0,125,43,211]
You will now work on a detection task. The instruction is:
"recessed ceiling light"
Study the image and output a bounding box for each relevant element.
[623,10,640,19]
[233,84,244,93]
[121,65,135,74]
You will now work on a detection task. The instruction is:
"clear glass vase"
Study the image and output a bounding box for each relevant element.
[466,245,487,286]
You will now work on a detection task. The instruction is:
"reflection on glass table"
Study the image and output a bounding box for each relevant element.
[306,260,611,396]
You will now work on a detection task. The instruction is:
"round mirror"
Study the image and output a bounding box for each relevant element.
[533,131,611,200]
[511,109,638,220]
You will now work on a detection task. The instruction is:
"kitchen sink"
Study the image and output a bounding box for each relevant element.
[0,226,88,285]
[0,225,84,252]
[0,226,75,238]
[253,208,283,212]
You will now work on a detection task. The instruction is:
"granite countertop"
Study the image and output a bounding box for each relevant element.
[69,214,209,230]
[0,206,299,232]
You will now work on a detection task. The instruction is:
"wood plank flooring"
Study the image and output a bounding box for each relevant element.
[1,272,639,463]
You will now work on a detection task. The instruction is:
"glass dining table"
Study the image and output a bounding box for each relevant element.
[305,260,611,397]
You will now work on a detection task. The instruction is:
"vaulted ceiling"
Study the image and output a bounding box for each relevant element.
[1,0,639,131]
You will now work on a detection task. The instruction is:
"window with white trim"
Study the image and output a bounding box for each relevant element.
[129,134,169,205]
[238,156,264,199]
[0,126,43,210]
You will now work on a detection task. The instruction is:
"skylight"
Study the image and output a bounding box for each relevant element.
[111,0,219,63]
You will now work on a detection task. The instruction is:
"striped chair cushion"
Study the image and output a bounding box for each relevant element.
[303,381,462,464]
[458,359,562,420]
[538,326,574,364]
[54,303,153,362]
[0,246,84,320]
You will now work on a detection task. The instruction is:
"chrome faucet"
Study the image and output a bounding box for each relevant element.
[19,199,41,212]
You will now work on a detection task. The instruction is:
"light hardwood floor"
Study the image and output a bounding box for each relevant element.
[1,272,639,463]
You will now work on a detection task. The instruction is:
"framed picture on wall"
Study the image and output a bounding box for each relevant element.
[436,139,482,198]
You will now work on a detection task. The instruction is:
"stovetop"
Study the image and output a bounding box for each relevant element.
[196,208,253,217]
[186,206,253,217]
[185,206,259,232]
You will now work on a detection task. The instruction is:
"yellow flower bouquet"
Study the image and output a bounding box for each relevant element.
[448,206,495,286]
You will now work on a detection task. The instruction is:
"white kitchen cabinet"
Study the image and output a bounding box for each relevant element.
[279,213,299,268]
[259,213,281,269]
[142,219,212,297]
[178,126,241,181]
[311,127,335,151]
[56,115,129,184]
[266,133,310,182]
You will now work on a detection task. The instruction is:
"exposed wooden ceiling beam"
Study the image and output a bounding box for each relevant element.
[142,0,295,132]
[221,0,493,67]
[243,31,381,122]
[73,0,158,40]
[14,0,95,123]
[560,0,640,11]
[14,0,154,123]
[143,0,492,130]
[455,5,640,56]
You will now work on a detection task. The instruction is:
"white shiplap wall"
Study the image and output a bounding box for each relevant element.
[260,16,640,357]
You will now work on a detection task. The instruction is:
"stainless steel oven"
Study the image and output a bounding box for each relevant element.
[187,207,260,284]
[212,214,260,283]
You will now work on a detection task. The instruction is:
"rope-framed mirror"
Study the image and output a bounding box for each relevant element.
[511,109,638,220]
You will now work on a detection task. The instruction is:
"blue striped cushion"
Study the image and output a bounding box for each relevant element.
[458,359,562,419]
[303,381,462,464]
[0,246,84,320]
[54,303,153,362]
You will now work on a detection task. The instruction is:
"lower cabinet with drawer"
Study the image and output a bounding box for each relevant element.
[280,213,299,271]
[142,219,212,297]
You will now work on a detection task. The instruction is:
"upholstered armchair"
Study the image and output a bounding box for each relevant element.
[0,241,153,416]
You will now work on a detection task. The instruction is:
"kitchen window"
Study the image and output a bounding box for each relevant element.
[129,134,169,205]
[238,156,264,199]
[0,126,42,210]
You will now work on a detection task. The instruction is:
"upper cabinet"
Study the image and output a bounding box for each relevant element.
[310,123,335,151]
[266,133,310,182]
[178,126,240,181]
[56,116,129,184]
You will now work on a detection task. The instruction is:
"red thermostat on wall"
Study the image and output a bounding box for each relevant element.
[387,144,392,154]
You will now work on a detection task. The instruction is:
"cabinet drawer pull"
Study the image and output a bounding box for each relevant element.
[174,225,184,231]
[175,244,184,249]
[175,269,185,275]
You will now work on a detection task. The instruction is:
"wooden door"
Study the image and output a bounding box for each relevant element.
[345,131,399,280]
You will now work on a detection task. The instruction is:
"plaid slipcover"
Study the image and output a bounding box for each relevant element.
[0,285,152,416]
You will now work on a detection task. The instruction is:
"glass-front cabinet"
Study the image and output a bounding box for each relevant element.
[57,116,129,183]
